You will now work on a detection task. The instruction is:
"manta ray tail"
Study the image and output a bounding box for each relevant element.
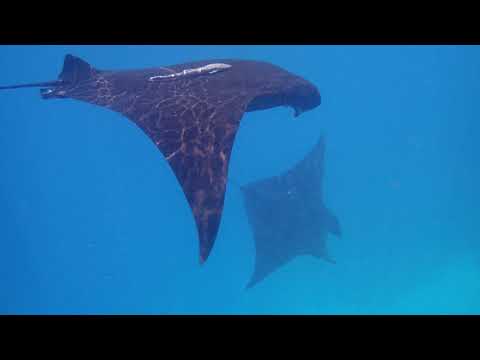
[0,80,63,91]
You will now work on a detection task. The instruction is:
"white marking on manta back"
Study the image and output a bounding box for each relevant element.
[148,63,232,81]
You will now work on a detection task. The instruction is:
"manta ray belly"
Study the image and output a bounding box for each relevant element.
[148,63,232,81]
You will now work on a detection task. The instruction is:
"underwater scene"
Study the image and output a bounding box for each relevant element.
[0,45,478,314]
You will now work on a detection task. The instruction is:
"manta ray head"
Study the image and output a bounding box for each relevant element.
[245,71,321,118]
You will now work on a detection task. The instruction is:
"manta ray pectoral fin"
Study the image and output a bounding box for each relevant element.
[132,98,249,263]
[245,270,264,290]
[245,255,291,290]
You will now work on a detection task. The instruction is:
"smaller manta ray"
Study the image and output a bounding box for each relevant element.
[240,136,341,288]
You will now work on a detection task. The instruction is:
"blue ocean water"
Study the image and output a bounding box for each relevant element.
[0,45,478,314]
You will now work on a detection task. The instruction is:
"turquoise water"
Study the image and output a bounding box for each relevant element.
[0,45,478,314]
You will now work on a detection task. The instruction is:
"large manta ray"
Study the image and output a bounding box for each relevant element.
[240,136,341,288]
[0,54,321,262]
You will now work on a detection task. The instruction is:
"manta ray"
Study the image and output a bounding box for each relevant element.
[0,54,321,263]
[240,136,341,288]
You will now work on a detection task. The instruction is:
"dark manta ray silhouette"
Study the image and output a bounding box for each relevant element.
[0,54,321,263]
[240,136,341,288]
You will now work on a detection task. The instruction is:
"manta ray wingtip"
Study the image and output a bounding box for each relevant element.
[198,249,212,265]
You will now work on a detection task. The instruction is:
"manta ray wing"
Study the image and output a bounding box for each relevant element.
[132,99,248,263]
